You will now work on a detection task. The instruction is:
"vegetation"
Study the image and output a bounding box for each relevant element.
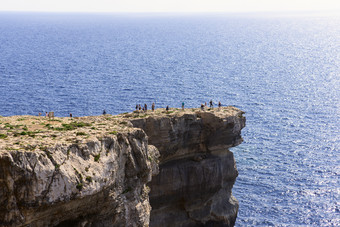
[48,119,62,122]
[86,176,92,182]
[0,133,7,139]
[45,121,91,131]
[94,154,100,162]
[109,131,118,135]
[13,131,37,137]
[76,183,83,190]
[4,123,19,129]
[76,132,87,136]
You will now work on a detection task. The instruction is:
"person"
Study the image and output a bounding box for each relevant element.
[152,103,155,111]
[45,112,48,117]
[139,105,141,111]
[136,104,138,111]
[204,102,207,106]
[209,100,213,108]
[144,104,147,112]
[201,104,204,111]
[166,105,169,113]
[38,112,41,117]
[70,113,73,118]
[218,101,221,109]
[182,102,184,110]
[103,110,106,115]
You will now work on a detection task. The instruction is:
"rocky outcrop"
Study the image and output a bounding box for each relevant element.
[131,107,245,226]
[0,106,245,226]
[0,129,159,227]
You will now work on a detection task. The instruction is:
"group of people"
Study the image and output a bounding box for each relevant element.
[38,112,56,118]
[201,100,222,110]
[135,100,223,113]
[38,100,223,119]
[135,103,156,112]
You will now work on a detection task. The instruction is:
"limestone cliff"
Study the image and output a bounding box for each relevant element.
[131,107,245,226]
[0,106,245,226]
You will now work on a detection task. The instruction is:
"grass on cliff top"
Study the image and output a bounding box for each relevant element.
[0,115,131,151]
[45,121,91,131]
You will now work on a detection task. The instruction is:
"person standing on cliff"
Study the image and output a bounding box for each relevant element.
[70,113,72,118]
[218,101,221,109]
[103,110,106,115]
[152,103,155,111]
[182,102,185,110]
[201,104,204,111]
[166,105,169,113]
[209,100,213,108]
[144,104,147,112]
[135,104,138,111]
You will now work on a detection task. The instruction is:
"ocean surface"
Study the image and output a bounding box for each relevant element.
[0,12,339,226]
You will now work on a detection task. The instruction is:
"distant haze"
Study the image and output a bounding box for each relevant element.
[1,0,340,12]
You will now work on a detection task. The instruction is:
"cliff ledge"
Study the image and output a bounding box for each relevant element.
[0,106,245,226]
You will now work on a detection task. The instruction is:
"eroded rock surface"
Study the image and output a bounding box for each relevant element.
[0,106,245,226]
[131,106,245,226]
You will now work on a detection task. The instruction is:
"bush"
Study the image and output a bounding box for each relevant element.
[86,176,92,182]
[76,132,87,136]
[76,183,83,190]
[94,154,100,162]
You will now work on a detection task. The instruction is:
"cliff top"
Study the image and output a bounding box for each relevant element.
[0,106,243,152]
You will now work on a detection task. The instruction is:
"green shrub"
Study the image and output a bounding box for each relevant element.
[0,134,7,139]
[86,176,92,182]
[76,132,87,136]
[109,131,117,135]
[46,122,91,131]
[94,154,100,162]
[76,183,83,190]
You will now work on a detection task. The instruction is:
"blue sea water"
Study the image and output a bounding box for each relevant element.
[0,12,339,226]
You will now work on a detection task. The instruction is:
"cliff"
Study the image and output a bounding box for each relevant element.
[0,106,245,226]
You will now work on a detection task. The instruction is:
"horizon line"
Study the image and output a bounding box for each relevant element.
[0,9,339,14]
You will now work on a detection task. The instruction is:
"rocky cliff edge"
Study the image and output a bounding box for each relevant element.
[0,106,245,226]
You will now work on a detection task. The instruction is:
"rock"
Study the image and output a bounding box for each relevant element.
[130,106,245,226]
[0,129,155,227]
[0,106,245,226]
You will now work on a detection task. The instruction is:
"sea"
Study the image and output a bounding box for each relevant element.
[0,12,339,226]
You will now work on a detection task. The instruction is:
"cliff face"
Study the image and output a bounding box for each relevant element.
[131,107,245,226]
[0,129,159,227]
[0,106,245,227]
